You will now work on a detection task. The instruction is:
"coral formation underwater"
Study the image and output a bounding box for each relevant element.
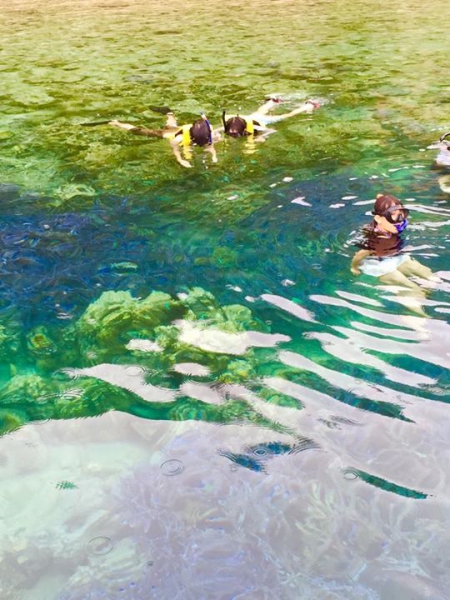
[60,425,380,600]
[0,287,295,436]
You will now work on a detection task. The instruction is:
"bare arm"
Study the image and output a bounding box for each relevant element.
[205,144,218,163]
[253,124,276,139]
[351,249,371,275]
[272,101,318,122]
[254,98,283,115]
[169,138,192,168]
[108,120,165,138]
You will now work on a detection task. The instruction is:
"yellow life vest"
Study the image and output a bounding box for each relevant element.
[166,124,192,145]
[181,124,191,146]
[245,119,254,135]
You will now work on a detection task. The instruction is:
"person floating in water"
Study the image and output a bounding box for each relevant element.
[221,96,320,139]
[428,132,450,168]
[108,111,219,168]
[427,132,450,194]
[100,96,320,166]
[350,194,437,313]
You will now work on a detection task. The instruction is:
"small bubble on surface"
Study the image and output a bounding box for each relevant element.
[88,536,114,555]
[342,468,359,481]
[253,447,269,456]
[160,459,185,476]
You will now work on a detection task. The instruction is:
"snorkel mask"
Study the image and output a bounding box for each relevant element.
[372,195,409,234]
[383,205,409,233]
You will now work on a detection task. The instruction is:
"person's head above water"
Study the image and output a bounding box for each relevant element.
[372,194,409,233]
[222,112,254,138]
[189,115,213,146]
[428,132,450,167]
[428,132,450,153]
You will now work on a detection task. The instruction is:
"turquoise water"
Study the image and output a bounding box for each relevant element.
[2,0,450,598]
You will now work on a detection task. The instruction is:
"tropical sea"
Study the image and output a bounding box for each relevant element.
[1,0,450,598]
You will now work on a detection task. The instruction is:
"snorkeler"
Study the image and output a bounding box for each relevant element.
[89,95,320,166]
[108,112,219,168]
[427,132,450,194]
[221,97,320,139]
[428,132,450,168]
[350,194,436,312]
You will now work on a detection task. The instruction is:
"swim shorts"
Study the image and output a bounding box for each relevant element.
[359,253,410,277]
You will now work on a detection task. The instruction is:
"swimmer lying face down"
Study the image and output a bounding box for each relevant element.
[109,112,219,168]
[106,96,320,166]
[350,194,436,313]
[221,97,320,139]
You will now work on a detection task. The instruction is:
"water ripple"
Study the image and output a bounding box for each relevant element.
[160,459,185,476]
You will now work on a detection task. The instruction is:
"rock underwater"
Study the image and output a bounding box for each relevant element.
[0,287,295,435]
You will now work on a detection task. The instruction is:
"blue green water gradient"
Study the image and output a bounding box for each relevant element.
[1,0,450,598]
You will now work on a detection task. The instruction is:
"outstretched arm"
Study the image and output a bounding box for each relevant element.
[169,138,192,168]
[254,97,284,115]
[204,143,218,163]
[108,120,165,138]
[351,249,371,275]
[273,101,319,122]
[253,124,276,139]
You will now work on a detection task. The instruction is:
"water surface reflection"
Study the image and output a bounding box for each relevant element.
[1,0,450,597]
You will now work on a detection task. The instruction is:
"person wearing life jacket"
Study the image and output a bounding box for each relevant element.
[108,112,219,168]
[221,96,321,139]
[221,113,259,138]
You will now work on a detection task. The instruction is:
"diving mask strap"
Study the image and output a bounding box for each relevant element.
[200,113,213,145]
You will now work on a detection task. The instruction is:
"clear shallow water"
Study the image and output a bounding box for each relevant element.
[1,0,450,598]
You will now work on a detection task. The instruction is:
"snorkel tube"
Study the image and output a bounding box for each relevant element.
[200,113,213,145]
[394,218,408,233]
[222,110,253,137]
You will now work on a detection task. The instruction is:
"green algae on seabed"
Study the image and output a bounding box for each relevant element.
[1,3,450,598]
[0,279,432,439]
[1,0,450,208]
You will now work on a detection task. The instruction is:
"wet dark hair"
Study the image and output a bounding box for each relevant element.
[372,194,403,216]
[224,115,248,138]
[189,118,212,146]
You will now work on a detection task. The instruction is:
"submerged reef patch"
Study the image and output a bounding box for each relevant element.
[0,287,295,435]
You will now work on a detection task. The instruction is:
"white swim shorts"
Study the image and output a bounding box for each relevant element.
[359,253,410,277]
